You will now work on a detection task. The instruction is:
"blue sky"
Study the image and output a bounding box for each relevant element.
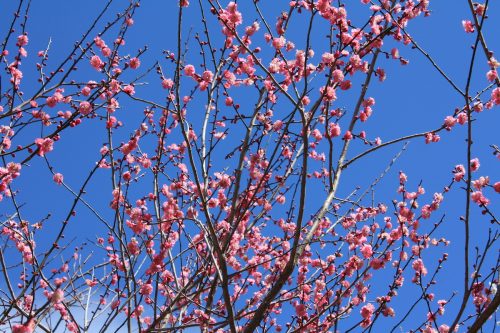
[1,0,499,331]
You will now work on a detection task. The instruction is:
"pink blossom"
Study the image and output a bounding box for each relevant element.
[470,158,480,172]
[276,194,286,204]
[376,67,386,81]
[127,238,140,255]
[162,78,174,89]
[35,138,54,156]
[46,92,64,108]
[140,283,153,295]
[9,66,23,87]
[120,136,139,155]
[340,80,352,90]
[332,69,344,83]
[245,21,260,36]
[328,123,341,137]
[46,96,58,108]
[369,258,385,270]
[122,171,131,182]
[476,4,485,15]
[184,64,196,76]
[215,172,231,188]
[412,258,428,276]
[111,299,120,309]
[486,69,498,82]
[51,289,64,303]
[492,87,500,105]
[122,84,135,95]
[282,146,293,159]
[363,97,375,107]
[391,48,399,59]
[90,55,104,70]
[94,36,106,48]
[81,86,91,96]
[178,163,188,173]
[219,2,243,37]
[201,70,214,83]
[199,81,209,91]
[360,303,375,327]
[100,145,109,156]
[462,20,475,33]
[350,54,362,67]
[272,36,286,50]
[16,35,29,47]
[79,101,93,115]
[273,120,283,131]
[438,325,450,333]
[85,278,97,287]
[312,129,323,141]
[53,173,64,185]
[66,321,78,332]
[453,164,466,182]
[12,319,35,333]
[443,116,456,130]
[322,52,335,66]
[471,191,490,206]
[424,132,433,144]
[101,47,111,57]
[129,57,141,69]
[360,244,373,259]
[321,86,337,102]
[457,112,467,124]
[472,176,489,190]
[425,132,440,144]
[114,37,125,46]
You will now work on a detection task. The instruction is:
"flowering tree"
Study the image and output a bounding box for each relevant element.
[0,0,499,332]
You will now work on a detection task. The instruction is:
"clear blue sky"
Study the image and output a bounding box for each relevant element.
[1,0,499,331]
